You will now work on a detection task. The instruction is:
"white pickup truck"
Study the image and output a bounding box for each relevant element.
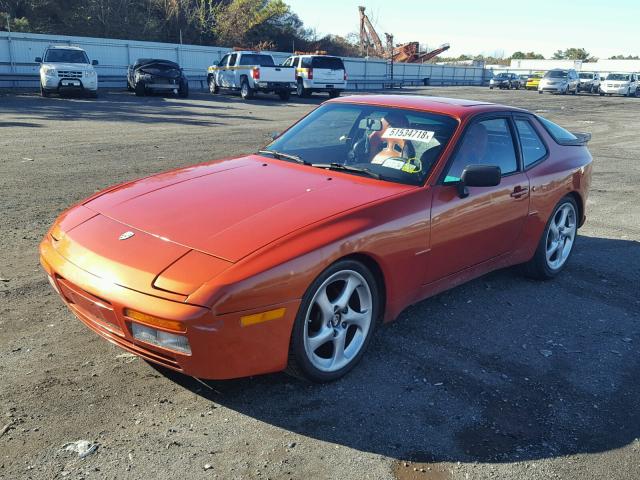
[207,51,294,100]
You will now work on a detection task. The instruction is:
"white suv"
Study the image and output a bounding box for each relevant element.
[36,46,99,98]
[282,55,347,98]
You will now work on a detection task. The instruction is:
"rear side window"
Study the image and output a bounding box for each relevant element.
[301,57,312,68]
[238,54,274,66]
[311,57,344,70]
[537,116,577,143]
[515,119,547,167]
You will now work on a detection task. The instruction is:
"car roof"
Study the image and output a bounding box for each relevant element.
[234,51,272,55]
[135,58,178,64]
[47,45,85,51]
[329,95,527,120]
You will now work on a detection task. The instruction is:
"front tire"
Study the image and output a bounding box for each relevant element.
[208,76,219,94]
[522,196,578,280]
[178,80,189,98]
[134,82,145,97]
[287,260,380,382]
[40,84,50,97]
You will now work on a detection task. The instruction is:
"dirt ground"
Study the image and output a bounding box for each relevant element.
[0,86,639,480]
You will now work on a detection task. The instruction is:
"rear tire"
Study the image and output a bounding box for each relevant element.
[286,259,380,383]
[296,79,310,97]
[329,89,340,98]
[522,196,578,280]
[240,78,254,100]
[277,90,290,101]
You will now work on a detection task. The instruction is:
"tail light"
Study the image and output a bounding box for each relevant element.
[252,67,260,80]
[307,68,313,80]
[344,71,348,81]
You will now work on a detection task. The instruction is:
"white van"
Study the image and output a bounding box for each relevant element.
[600,72,638,97]
[282,55,347,98]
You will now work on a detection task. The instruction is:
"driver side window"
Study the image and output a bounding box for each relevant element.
[445,118,518,181]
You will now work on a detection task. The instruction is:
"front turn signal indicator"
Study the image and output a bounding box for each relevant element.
[240,308,286,327]
[124,308,186,333]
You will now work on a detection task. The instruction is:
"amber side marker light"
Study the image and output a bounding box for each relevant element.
[124,308,186,333]
[240,308,286,327]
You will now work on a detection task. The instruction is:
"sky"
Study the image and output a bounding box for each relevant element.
[285,0,639,59]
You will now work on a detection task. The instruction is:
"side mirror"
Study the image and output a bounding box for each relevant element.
[452,165,501,198]
[35,57,42,63]
[92,60,99,66]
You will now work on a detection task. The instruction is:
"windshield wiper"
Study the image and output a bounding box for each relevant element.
[258,149,310,165]
[311,162,381,180]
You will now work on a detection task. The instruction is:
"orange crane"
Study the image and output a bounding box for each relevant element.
[358,6,450,63]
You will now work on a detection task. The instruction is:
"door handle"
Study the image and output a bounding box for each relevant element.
[510,186,529,198]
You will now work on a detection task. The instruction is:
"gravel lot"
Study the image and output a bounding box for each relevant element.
[0,86,639,480]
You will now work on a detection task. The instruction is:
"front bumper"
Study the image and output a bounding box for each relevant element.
[40,235,300,380]
[538,83,567,92]
[600,86,628,95]
[42,76,98,93]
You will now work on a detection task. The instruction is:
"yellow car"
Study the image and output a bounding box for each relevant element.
[525,71,545,90]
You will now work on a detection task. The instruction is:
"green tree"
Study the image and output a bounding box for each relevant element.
[552,48,596,61]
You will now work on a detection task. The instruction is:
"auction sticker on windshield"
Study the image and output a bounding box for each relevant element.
[382,128,435,143]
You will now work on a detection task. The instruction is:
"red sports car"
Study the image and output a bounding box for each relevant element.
[40,95,592,382]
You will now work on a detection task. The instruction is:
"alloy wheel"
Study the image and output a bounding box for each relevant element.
[303,270,373,373]
[545,203,577,270]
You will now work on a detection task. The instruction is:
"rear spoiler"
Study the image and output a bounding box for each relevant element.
[561,132,592,146]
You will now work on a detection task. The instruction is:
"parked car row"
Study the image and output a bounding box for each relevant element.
[490,68,640,97]
[206,50,347,101]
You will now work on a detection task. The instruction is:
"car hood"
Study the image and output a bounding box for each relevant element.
[83,155,412,263]
[42,62,94,71]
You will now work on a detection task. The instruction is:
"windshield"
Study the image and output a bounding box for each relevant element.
[606,73,630,81]
[579,73,594,79]
[239,54,275,66]
[495,73,509,78]
[264,103,458,186]
[44,49,89,64]
[545,70,568,79]
[529,74,542,79]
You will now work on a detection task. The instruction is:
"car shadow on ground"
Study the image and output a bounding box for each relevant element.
[155,234,640,464]
[0,91,277,126]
